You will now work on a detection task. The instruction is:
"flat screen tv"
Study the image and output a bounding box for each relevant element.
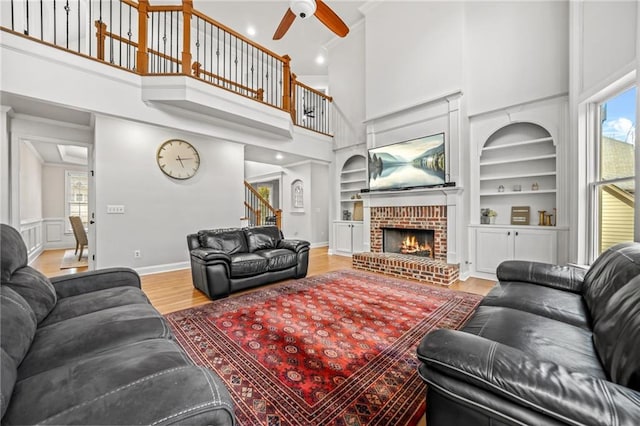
[368,133,446,191]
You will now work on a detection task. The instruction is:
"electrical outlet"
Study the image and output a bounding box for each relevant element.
[107,205,125,214]
[134,250,141,258]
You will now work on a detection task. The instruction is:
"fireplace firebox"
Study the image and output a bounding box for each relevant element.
[382,228,435,258]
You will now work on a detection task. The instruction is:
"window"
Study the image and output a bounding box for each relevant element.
[589,86,636,259]
[65,170,89,230]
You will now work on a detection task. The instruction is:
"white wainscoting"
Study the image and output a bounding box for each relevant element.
[20,219,44,263]
[43,217,77,250]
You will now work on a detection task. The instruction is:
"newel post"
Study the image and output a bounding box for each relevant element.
[275,210,282,230]
[94,20,107,61]
[136,0,149,74]
[290,72,297,124]
[182,0,193,75]
[282,55,292,113]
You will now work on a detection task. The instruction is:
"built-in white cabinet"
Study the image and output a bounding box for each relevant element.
[333,221,364,256]
[473,225,559,275]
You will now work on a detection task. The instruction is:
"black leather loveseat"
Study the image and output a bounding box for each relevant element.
[417,242,640,425]
[0,223,235,425]
[187,225,310,300]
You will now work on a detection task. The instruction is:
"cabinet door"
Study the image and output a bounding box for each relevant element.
[513,229,557,264]
[334,222,354,253]
[352,223,364,253]
[476,228,513,273]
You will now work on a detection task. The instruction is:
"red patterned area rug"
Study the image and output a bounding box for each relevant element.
[165,270,483,426]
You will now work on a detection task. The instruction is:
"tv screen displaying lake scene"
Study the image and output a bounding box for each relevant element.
[368,133,445,191]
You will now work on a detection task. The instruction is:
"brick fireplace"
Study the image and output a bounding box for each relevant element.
[353,205,460,286]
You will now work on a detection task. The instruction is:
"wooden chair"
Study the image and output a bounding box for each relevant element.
[69,216,88,261]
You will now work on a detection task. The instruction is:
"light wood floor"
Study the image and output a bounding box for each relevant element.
[32,247,496,314]
[32,247,495,426]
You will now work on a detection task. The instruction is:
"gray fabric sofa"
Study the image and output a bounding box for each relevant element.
[0,223,235,425]
[187,225,310,299]
[417,242,640,425]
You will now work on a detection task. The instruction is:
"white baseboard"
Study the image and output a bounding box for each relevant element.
[27,245,44,265]
[458,270,471,281]
[135,261,190,276]
[310,241,329,249]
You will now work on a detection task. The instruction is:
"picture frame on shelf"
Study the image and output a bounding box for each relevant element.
[511,206,530,225]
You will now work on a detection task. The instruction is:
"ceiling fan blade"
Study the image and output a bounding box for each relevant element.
[273,8,297,40]
[314,0,349,38]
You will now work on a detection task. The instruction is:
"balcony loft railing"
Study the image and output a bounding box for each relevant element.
[0,0,333,136]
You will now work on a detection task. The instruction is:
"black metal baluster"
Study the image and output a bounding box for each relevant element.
[150,13,154,72]
[109,0,113,63]
[223,30,226,88]
[127,5,131,68]
[88,0,91,55]
[76,0,79,51]
[64,0,70,48]
[52,0,56,44]
[10,0,14,31]
[216,26,220,84]
[209,22,213,83]
[156,12,160,72]
[234,36,238,93]
[169,11,173,73]
[118,0,122,65]
[39,0,43,40]
[24,0,29,35]
[162,12,166,73]
[202,20,206,79]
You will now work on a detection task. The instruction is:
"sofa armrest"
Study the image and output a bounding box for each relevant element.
[418,329,640,426]
[496,260,586,293]
[190,248,232,263]
[278,239,310,253]
[50,267,141,298]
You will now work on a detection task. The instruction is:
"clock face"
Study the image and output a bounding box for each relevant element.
[156,139,200,180]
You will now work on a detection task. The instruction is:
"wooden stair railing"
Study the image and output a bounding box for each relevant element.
[244,181,282,230]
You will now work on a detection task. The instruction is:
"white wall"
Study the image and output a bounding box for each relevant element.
[19,142,43,222]
[93,115,245,271]
[328,21,366,144]
[465,1,569,115]
[364,2,464,120]
[1,107,11,224]
[311,163,329,245]
[42,164,86,218]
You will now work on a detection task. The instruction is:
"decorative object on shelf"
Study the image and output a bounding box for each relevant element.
[538,210,546,226]
[343,210,351,221]
[498,185,505,192]
[512,184,522,192]
[156,139,200,180]
[544,213,553,226]
[292,179,304,209]
[511,206,530,225]
[353,201,363,221]
[531,182,539,191]
[481,208,497,224]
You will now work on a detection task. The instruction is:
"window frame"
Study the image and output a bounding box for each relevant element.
[64,169,89,233]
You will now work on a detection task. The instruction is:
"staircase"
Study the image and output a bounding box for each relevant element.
[244,181,281,229]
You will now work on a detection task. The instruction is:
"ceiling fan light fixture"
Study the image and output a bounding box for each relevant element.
[290,0,316,19]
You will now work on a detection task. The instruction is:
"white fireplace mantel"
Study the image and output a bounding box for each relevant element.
[360,186,464,265]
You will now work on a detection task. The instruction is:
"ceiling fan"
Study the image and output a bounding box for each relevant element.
[273,0,350,40]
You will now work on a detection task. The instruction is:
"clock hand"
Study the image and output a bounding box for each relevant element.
[176,155,185,168]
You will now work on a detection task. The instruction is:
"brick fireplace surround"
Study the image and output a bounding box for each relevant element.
[353,206,460,286]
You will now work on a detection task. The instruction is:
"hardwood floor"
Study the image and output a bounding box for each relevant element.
[32,247,495,315]
[32,247,494,426]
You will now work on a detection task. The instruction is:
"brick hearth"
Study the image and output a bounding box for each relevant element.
[353,205,460,286]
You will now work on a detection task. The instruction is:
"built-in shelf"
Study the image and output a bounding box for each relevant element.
[340,155,366,221]
[480,136,553,151]
[481,189,557,197]
[480,153,556,167]
[341,168,366,175]
[480,171,557,181]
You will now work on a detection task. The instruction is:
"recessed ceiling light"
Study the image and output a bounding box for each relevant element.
[276,153,284,160]
[316,55,325,65]
[247,26,256,36]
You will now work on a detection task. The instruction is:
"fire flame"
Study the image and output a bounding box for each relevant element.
[400,235,432,255]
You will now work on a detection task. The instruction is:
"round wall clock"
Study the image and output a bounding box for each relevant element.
[156,139,201,180]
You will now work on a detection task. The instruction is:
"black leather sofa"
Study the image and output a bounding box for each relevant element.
[0,223,235,425]
[417,242,640,425]
[187,225,310,299]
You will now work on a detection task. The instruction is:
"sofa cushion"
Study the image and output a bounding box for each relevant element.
[3,266,57,324]
[462,306,606,379]
[198,229,247,254]
[583,242,640,325]
[481,281,591,329]
[0,224,29,282]
[18,303,171,380]
[0,287,37,418]
[256,248,298,272]
[40,286,150,327]
[593,275,640,390]
[244,226,281,252]
[230,253,268,278]
[4,339,234,425]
